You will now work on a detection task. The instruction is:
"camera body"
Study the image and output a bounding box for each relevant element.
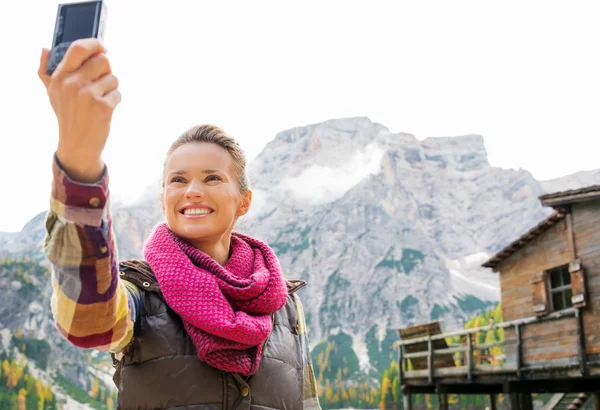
[46,1,107,75]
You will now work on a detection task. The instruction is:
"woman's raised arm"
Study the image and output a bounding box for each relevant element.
[39,39,136,352]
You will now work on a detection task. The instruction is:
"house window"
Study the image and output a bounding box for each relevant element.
[548,265,573,311]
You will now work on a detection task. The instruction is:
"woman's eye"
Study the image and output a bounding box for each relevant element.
[206,175,222,182]
[170,176,186,183]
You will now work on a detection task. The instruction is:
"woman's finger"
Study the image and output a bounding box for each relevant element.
[54,38,106,77]
[78,52,112,84]
[103,88,122,110]
[37,48,51,89]
[90,73,119,98]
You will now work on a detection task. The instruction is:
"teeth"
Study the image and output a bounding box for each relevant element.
[183,208,212,215]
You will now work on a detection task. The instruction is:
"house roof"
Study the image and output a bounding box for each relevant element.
[482,211,566,269]
[482,184,600,270]
[539,185,600,207]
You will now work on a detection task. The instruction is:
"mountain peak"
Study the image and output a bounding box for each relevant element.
[420,134,489,171]
[272,116,389,145]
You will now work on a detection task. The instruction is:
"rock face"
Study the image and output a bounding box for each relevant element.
[1,117,598,381]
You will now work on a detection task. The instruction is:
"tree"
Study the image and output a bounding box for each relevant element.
[89,377,99,399]
[18,388,27,410]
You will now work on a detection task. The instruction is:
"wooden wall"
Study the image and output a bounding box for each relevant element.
[572,199,600,355]
[496,199,600,364]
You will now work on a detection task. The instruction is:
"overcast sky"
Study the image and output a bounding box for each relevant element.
[0,1,598,232]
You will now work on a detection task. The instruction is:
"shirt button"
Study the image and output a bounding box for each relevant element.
[89,197,101,208]
[240,386,249,397]
[99,245,108,254]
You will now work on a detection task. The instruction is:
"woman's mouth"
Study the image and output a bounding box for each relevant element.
[180,207,214,217]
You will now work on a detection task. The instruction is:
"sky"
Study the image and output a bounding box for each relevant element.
[0,1,599,232]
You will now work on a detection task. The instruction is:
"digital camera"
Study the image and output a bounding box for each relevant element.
[47,1,107,75]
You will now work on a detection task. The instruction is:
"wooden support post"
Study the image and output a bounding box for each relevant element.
[594,392,600,410]
[519,393,533,410]
[509,393,520,410]
[427,336,433,384]
[515,324,522,378]
[403,393,412,410]
[467,334,473,382]
[575,308,587,376]
[438,392,448,410]
[566,210,578,257]
[398,344,403,385]
[489,394,497,410]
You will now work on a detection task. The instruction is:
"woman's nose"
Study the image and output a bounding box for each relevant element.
[185,181,204,198]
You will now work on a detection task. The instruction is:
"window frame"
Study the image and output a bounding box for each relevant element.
[547,264,573,312]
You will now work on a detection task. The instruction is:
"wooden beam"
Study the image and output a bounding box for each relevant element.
[520,393,533,410]
[576,308,588,376]
[467,334,473,381]
[404,351,430,359]
[516,324,522,378]
[403,393,412,410]
[437,383,504,394]
[438,392,448,410]
[505,378,600,393]
[428,337,433,384]
[542,394,565,410]
[402,385,437,394]
[489,394,497,410]
[399,344,404,386]
[566,211,577,258]
[509,393,520,410]
[541,191,600,207]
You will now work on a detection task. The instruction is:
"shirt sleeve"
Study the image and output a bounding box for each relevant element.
[293,293,322,410]
[44,154,136,353]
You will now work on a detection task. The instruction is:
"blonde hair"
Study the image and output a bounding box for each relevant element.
[162,124,249,192]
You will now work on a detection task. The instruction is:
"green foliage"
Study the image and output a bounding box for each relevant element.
[312,332,360,380]
[0,257,49,278]
[53,374,116,410]
[366,327,398,375]
[0,257,49,299]
[318,270,351,329]
[0,352,58,410]
[12,337,51,370]
[312,332,378,409]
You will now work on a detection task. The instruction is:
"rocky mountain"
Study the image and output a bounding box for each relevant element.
[1,117,598,406]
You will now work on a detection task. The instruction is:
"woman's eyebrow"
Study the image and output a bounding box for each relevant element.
[169,169,222,175]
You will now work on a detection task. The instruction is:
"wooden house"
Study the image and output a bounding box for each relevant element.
[397,185,600,410]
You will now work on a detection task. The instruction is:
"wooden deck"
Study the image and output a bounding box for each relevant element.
[397,308,600,409]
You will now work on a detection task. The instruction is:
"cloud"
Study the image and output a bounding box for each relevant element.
[280,144,385,204]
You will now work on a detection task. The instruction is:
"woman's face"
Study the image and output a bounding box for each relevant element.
[162,142,251,247]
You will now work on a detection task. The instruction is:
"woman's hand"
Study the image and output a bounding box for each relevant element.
[38,38,121,183]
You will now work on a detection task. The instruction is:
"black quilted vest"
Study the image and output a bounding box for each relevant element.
[112,260,307,410]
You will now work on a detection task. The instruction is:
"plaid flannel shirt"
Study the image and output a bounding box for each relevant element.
[44,155,321,409]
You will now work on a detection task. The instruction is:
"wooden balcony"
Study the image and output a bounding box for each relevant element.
[396,308,600,409]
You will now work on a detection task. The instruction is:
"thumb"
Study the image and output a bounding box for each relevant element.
[37,48,51,88]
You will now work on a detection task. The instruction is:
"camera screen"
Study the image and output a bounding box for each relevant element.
[61,3,97,43]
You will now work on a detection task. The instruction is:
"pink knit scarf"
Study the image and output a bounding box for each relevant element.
[143,222,288,376]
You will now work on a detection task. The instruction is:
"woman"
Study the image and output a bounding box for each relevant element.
[38,39,321,410]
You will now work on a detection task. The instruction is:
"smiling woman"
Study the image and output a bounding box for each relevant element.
[160,128,252,264]
[39,38,321,410]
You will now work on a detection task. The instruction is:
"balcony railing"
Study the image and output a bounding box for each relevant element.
[396,307,585,385]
